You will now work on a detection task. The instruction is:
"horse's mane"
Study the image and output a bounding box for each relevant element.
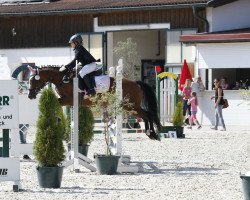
[39,66,60,72]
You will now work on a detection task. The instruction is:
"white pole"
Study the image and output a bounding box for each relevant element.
[63,63,96,172]
[72,61,79,172]
[116,59,123,155]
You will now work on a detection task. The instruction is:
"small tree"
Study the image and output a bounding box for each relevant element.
[64,107,95,145]
[90,85,136,155]
[113,38,140,81]
[79,107,95,145]
[34,88,65,167]
[172,101,184,127]
[241,90,250,104]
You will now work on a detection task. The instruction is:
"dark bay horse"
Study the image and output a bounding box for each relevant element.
[27,67,161,140]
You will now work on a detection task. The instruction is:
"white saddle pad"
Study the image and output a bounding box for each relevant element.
[94,75,110,93]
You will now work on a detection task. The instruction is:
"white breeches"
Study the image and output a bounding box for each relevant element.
[79,62,97,78]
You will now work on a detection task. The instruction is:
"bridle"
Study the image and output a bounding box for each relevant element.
[29,68,50,97]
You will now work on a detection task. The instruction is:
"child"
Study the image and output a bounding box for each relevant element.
[59,34,99,96]
[187,92,201,129]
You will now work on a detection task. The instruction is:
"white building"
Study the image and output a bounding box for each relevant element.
[180,0,250,125]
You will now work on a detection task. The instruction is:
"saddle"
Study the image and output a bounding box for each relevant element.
[66,65,103,86]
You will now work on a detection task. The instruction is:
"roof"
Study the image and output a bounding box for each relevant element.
[208,0,239,8]
[0,0,209,16]
[180,28,250,44]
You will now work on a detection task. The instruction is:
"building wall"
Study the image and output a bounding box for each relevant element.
[99,8,205,31]
[0,14,93,49]
[110,30,165,67]
[0,47,73,72]
[197,43,250,69]
[197,90,249,126]
[207,0,250,31]
[0,8,205,49]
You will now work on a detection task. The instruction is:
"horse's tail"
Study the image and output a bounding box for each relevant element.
[136,81,162,130]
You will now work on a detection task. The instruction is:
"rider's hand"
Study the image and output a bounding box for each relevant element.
[59,65,67,72]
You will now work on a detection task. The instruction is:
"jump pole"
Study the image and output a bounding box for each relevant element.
[63,62,96,172]
[109,59,139,173]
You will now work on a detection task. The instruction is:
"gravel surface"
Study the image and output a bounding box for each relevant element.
[1,125,250,200]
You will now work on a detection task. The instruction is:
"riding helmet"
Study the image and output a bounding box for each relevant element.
[69,34,83,45]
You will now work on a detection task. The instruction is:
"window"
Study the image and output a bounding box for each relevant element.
[166,29,196,64]
[80,33,104,65]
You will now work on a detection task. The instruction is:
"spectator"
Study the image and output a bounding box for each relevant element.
[187,91,202,129]
[220,77,229,90]
[232,81,241,90]
[191,76,205,95]
[210,78,226,131]
[182,79,192,123]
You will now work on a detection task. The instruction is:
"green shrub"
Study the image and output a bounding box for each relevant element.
[172,101,184,127]
[34,88,65,167]
[64,106,95,145]
[79,107,94,145]
[64,111,71,143]
[90,86,136,155]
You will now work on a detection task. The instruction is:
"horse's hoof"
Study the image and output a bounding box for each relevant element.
[145,130,151,136]
[156,135,161,141]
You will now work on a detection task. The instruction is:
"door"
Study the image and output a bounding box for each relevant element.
[141,59,165,91]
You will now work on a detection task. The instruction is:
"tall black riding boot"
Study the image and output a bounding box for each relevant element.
[77,74,85,91]
[83,75,96,95]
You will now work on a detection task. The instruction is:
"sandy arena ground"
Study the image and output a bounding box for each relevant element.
[1,125,250,200]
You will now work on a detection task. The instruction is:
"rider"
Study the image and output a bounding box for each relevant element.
[59,33,98,95]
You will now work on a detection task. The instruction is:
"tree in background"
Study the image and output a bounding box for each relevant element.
[113,38,140,81]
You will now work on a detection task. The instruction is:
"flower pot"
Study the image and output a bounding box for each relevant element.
[174,126,185,138]
[240,174,250,200]
[79,144,89,156]
[95,154,120,175]
[36,166,63,188]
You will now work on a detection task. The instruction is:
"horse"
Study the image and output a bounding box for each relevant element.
[27,66,162,140]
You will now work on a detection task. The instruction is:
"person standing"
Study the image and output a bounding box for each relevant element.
[182,79,192,123]
[187,92,202,129]
[211,78,226,131]
[220,77,229,90]
[191,76,205,94]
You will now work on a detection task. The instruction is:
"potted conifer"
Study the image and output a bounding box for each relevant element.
[160,100,185,138]
[65,106,94,156]
[90,86,136,175]
[78,107,94,156]
[172,101,185,138]
[34,88,66,188]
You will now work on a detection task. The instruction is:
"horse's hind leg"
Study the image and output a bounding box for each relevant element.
[149,120,160,141]
[143,118,150,135]
[137,109,159,140]
[136,110,151,138]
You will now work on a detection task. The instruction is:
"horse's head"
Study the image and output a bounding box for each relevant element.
[28,66,47,99]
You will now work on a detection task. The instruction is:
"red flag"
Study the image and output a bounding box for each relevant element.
[155,65,162,73]
[178,59,193,91]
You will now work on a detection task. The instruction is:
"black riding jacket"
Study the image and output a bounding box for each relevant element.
[65,45,97,70]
